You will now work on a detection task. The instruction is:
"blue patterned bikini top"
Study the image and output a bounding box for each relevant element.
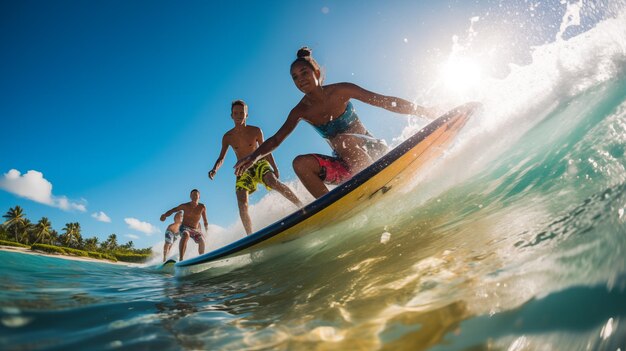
[310,101,359,139]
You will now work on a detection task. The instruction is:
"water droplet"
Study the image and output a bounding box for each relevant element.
[109,340,123,348]
[1,316,33,328]
[380,232,391,244]
[600,317,614,340]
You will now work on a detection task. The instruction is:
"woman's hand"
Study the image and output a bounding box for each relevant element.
[453,101,482,116]
[234,154,257,176]
[463,101,483,112]
[423,106,444,119]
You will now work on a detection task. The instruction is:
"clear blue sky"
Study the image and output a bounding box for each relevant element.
[1,0,601,248]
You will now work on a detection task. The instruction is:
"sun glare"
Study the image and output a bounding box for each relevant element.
[441,57,482,93]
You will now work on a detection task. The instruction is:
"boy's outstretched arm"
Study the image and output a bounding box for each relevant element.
[202,207,208,231]
[209,136,229,180]
[160,205,182,222]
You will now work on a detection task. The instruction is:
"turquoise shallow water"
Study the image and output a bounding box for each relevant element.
[3,11,626,351]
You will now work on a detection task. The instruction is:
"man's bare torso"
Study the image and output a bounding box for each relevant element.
[179,202,205,228]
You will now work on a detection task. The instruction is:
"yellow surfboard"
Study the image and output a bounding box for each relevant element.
[176,102,480,277]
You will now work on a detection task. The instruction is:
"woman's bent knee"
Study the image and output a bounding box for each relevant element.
[293,154,318,173]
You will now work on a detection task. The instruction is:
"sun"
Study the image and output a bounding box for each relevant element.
[441,56,483,94]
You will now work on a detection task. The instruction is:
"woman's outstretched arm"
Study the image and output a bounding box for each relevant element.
[234,107,302,176]
[337,82,439,119]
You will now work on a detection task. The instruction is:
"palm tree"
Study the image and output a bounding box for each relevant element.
[120,241,134,251]
[62,222,82,248]
[2,206,26,243]
[31,217,52,245]
[62,223,74,246]
[73,222,82,248]
[101,233,118,252]
[50,229,60,246]
[19,219,33,244]
[0,225,7,240]
[83,237,99,252]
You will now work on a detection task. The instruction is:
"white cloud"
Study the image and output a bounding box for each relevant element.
[124,217,159,235]
[0,169,86,212]
[126,234,140,240]
[58,197,87,212]
[92,211,111,223]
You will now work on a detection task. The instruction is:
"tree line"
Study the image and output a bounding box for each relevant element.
[1,205,151,257]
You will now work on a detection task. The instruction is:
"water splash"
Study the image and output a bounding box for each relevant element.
[556,0,583,41]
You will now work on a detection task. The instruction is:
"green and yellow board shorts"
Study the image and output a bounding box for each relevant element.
[235,159,273,193]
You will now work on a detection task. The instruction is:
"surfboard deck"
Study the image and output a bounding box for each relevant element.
[176,102,481,277]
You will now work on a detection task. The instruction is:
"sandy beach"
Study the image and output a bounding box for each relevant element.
[0,245,139,266]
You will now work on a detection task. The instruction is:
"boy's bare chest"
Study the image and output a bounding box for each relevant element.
[227,130,257,150]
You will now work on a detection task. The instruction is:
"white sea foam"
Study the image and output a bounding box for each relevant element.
[392,4,626,205]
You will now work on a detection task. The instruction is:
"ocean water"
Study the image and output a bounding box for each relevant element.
[3,6,626,351]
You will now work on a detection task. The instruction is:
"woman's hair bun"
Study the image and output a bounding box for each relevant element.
[297,47,312,59]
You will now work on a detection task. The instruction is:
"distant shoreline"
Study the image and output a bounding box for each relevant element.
[0,245,136,266]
